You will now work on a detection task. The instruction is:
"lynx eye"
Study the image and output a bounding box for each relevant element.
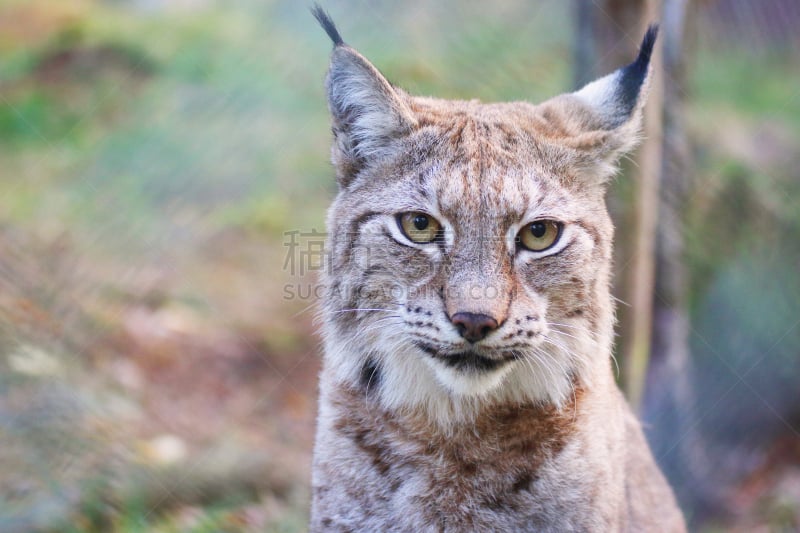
[517,220,561,252]
[398,212,441,244]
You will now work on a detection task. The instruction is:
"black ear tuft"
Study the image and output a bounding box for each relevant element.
[311,4,344,47]
[637,24,659,66]
[617,24,659,118]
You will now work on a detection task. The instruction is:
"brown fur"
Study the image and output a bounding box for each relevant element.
[327,384,580,526]
[310,10,684,532]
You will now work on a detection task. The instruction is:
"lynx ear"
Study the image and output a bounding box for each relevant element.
[312,6,417,187]
[535,25,659,184]
[573,24,658,130]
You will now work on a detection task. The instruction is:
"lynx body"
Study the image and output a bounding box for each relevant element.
[310,7,685,532]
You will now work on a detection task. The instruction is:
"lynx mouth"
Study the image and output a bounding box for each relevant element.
[414,341,519,372]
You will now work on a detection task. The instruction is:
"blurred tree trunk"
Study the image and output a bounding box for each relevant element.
[572,2,643,412]
[573,0,718,518]
[625,0,663,410]
[572,0,661,409]
[644,0,719,518]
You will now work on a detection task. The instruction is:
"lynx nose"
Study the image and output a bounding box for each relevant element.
[451,312,499,343]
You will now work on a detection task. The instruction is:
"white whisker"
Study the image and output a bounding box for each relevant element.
[547,321,594,335]
[610,351,620,379]
[332,307,393,314]
[547,328,582,342]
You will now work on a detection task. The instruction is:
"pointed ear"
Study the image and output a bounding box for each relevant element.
[573,24,659,130]
[534,25,659,185]
[313,7,417,187]
[325,47,417,181]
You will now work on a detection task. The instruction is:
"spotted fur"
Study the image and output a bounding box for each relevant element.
[310,6,684,531]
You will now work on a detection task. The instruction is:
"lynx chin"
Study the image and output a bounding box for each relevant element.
[309,6,685,532]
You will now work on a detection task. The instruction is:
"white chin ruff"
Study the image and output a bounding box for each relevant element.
[424,357,514,397]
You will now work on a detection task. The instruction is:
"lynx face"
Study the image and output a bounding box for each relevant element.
[316,11,656,417]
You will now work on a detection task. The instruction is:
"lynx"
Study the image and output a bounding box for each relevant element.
[310,6,685,532]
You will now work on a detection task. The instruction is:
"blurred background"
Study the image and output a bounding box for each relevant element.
[0,0,798,531]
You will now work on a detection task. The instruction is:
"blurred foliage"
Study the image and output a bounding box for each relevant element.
[0,0,799,531]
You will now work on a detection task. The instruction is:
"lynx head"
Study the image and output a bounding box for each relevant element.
[313,7,657,422]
